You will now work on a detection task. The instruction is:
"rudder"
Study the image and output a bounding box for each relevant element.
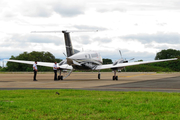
[62,31,74,57]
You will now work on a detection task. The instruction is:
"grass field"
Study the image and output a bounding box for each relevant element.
[0,89,180,120]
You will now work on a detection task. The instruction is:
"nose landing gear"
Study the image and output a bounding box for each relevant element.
[58,70,63,80]
[57,69,73,80]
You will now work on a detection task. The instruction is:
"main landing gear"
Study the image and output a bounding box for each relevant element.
[112,70,118,80]
[98,71,101,79]
[97,70,118,80]
[58,70,63,80]
[98,73,101,79]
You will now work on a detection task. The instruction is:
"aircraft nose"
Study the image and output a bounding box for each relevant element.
[66,58,73,65]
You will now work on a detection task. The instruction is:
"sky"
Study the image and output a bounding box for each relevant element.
[0,0,180,64]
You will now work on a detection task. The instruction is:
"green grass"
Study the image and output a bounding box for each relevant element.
[0,90,180,120]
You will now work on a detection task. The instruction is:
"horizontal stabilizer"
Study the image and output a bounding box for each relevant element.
[31,30,98,33]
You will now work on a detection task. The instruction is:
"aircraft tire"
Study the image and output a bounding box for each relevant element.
[115,76,118,80]
[98,74,100,79]
[60,76,63,80]
[112,76,115,80]
[58,76,61,80]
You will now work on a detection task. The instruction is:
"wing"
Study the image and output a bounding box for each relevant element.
[95,58,177,70]
[8,60,73,70]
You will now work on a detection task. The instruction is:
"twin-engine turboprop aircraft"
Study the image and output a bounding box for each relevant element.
[8,30,177,80]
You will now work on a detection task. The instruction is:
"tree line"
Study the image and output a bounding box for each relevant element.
[1,49,180,72]
[124,49,180,72]
[3,51,62,72]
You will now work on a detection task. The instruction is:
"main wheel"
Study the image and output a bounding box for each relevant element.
[98,74,100,79]
[60,76,63,80]
[115,76,118,80]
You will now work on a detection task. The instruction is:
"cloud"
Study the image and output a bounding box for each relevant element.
[144,42,180,51]
[94,37,112,43]
[95,0,180,14]
[73,35,91,45]
[97,8,127,13]
[0,51,16,59]
[1,0,180,62]
[19,1,53,18]
[12,34,63,45]
[73,25,107,31]
[1,10,17,19]
[53,2,85,17]
[0,1,52,19]
[0,33,66,59]
[120,32,180,44]
[99,48,156,61]
[157,23,167,26]
[0,33,64,48]
[0,0,86,18]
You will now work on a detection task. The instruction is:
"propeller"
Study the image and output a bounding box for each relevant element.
[114,50,135,72]
[129,58,135,61]
[63,52,67,57]
[119,50,123,59]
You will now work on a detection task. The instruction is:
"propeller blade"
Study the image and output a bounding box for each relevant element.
[63,53,67,57]
[119,50,123,59]
[129,58,135,61]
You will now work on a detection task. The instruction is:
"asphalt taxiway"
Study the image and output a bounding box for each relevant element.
[0,72,180,92]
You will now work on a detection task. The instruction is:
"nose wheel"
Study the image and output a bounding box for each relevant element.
[58,69,73,80]
[58,75,63,80]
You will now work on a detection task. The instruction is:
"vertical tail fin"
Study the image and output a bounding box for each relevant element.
[62,31,74,57]
[31,30,98,57]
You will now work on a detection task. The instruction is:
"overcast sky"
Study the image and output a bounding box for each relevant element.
[0,0,180,63]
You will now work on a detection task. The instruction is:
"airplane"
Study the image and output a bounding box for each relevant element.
[8,30,177,80]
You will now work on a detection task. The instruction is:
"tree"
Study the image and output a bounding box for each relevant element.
[135,60,143,62]
[153,49,180,71]
[7,51,62,71]
[155,49,180,60]
[103,58,113,64]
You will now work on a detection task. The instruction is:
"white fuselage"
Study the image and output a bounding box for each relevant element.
[66,51,103,70]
